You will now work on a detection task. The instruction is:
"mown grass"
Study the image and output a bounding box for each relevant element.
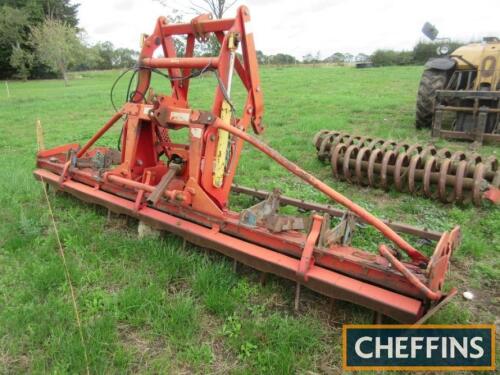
[0,66,498,374]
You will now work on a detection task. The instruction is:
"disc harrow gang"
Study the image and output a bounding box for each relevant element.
[313,130,500,205]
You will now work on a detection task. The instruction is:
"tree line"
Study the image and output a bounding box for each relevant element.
[255,40,466,66]
[0,0,468,83]
[371,41,466,66]
[0,0,138,83]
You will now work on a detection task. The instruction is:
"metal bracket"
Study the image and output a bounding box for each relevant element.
[239,189,306,232]
[71,149,121,171]
[319,211,357,247]
[191,13,213,42]
[297,214,323,281]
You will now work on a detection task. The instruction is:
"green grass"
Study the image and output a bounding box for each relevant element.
[0,66,498,374]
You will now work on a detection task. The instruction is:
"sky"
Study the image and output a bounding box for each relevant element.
[78,0,500,59]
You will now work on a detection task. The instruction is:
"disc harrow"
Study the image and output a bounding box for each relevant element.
[313,130,500,205]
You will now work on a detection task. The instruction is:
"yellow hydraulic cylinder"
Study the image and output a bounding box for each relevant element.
[213,33,237,188]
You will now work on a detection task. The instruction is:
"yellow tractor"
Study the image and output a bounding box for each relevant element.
[416,23,499,144]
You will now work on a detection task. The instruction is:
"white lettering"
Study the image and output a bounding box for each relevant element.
[411,337,424,358]
[355,336,373,359]
[469,337,484,359]
[450,337,468,358]
[395,337,409,358]
[376,337,393,358]
[426,337,439,358]
[442,335,447,358]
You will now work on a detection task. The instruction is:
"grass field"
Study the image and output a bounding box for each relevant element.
[0,66,498,374]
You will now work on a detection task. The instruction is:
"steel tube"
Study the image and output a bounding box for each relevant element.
[379,245,441,300]
[160,19,235,36]
[142,57,218,69]
[77,111,123,158]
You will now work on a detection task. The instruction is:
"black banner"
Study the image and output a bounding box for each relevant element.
[343,325,495,371]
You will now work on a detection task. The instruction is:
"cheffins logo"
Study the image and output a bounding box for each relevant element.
[343,324,495,371]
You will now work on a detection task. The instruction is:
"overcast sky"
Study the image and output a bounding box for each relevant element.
[78,0,500,59]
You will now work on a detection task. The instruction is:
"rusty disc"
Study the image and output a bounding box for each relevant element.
[367,148,382,187]
[331,143,347,179]
[394,142,410,155]
[450,151,466,162]
[343,145,359,183]
[313,130,331,149]
[423,156,438,198]
[472,163,485,206]
[408,154,423,193]
[318,132,340,160]
[420,145,437,161]
[436,148,452,160]
[367,138,385,150]
[380,140,396,152]
[406,143,423,157]
[355,146,371,185]
[438,158,454,203]
[454,160,467,203]
[380,150,396,190]
[394,152,410,191]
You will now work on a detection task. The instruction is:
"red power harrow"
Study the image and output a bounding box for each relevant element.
[34,7,460,323]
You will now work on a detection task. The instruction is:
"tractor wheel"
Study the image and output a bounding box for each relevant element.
[415,69,449,129]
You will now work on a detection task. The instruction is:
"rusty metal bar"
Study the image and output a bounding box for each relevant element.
[438,130,500,143]
[379,244,441,300]
[436,105,500,114]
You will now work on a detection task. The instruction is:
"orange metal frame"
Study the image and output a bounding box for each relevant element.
[34,6,460,323]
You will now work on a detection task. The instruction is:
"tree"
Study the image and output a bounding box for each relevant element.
[9,43,33,80]
[189,1,237,56]
[22,0,79,27]
[256,50,267,65]
[0,5,30,78]
[324,52,345,63]
[189,0,238,19]
[112,48,138,68]
[343,53,354,63]
[302,53,314,64]
[30,19,82,85]
[355,53,370,62]
[268,53,296,65]
[371,49,413,66]
[0,0,79,78]
[94,41,115,69]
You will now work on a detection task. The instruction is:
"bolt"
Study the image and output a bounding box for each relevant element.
[210,134,216,141]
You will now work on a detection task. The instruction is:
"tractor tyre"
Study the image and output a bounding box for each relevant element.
[415,69,449,129]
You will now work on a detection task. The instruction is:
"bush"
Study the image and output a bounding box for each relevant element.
[371,49,413,66]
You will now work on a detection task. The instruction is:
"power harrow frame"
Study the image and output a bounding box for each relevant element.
[35,7,460,323]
